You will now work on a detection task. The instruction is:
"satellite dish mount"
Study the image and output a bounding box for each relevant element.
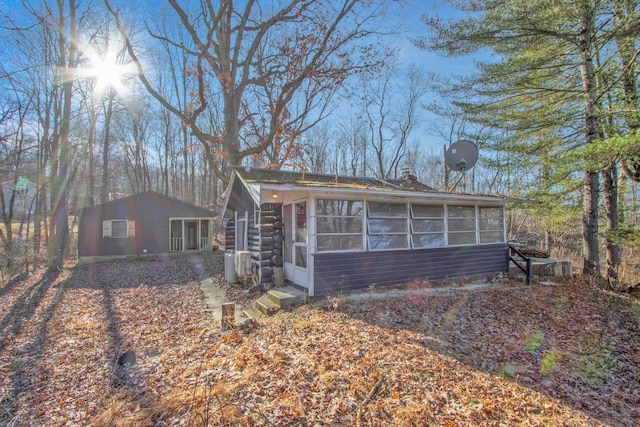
[444,140,478,191]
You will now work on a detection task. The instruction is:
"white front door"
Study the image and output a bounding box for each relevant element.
[283,200,308,287]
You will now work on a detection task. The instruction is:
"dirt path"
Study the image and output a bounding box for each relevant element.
[185,253,240,322]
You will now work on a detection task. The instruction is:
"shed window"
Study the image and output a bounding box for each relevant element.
[367,202,408,250]
[316,199,363,251]
[447,205,476,245]
[479,206,504,243]
[103,220,135,238]
[411,204,445,248]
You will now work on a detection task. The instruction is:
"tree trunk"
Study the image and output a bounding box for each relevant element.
[582,171,600,276]
[578,7,601,277]
[51,92,71,267]
[87,106,98,207]
[100,93,115,204]
[602,166,621,285]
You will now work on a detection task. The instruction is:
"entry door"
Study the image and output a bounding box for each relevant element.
[283,201,308,287]
[186,221,198,250]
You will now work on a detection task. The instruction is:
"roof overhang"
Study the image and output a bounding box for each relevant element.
[220,169,262,219]
[262,183,505,205]
[222,167,524,220]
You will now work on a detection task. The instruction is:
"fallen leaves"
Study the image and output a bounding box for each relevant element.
[0,253,639,426]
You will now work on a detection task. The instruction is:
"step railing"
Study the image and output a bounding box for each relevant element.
[200,236,211,251]
[508,243,532,285]
[170,237,183,252]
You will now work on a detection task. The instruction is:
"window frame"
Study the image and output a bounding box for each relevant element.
[366,201,409,251]
[446,205,477,246]
[410,204,445,249]
[312,196,505,253]
[103,219,135,239]
[315,198,364,252]
[478,206,505,244]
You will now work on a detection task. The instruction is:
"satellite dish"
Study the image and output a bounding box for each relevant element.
[445,140,478,172]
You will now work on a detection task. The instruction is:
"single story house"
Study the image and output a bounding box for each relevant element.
[221,166,509,296]
[78,191,215,263]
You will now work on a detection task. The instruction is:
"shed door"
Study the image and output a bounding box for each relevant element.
[186,221,198,250]
[283,201,308,288]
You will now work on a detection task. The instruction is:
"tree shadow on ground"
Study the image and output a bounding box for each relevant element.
[0,254,206,424]
[68,253,214,290]
[327,280,640,427]
[0,268,63,423]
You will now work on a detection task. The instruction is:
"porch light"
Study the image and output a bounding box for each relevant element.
[271,191,279,199]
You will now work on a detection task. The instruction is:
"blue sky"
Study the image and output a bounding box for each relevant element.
[1,0,480,151]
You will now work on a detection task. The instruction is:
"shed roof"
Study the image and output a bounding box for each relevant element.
[78,190,215,217]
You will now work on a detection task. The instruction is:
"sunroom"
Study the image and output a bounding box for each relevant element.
[222,167,508,296]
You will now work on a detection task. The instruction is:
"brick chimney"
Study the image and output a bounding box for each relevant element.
[400,168,417,181]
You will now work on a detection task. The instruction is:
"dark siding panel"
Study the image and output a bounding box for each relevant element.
[78,192,214,257]
[227,179,257,214]
[313,244,507,295]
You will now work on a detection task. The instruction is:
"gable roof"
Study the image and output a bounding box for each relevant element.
[78,190,215,217]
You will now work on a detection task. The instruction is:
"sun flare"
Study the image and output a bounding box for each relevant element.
[81,44,133,96]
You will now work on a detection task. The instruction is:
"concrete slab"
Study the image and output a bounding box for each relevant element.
[187,254,242,323]
[268,286,307,307]
[342,281,505,302]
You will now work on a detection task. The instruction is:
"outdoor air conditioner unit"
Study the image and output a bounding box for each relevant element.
[235,250,252,276]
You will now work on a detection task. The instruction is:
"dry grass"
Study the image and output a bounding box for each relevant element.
[1,252,639,426]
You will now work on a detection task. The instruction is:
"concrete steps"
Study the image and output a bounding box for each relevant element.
[242,286,306,320]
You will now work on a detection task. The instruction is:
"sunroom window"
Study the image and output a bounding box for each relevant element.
[316,199,363,251]
[367,202,408,250]
[411,204,445,248]
[479,206,504,243]
[447,205,476,245]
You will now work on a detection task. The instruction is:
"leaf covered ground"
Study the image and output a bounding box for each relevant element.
[0,252,639,426]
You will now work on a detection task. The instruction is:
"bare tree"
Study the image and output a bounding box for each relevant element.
[106,0,393,182]
[0,88,36,267]
[358,64,428,179]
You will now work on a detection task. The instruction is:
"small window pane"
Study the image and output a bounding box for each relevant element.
[201,220,210,237]
[317,200,363,216]
[283,204,292,263]
[368,202,407,218]
[479,217,504,231]
[412,219,444,233]
[368,235,408,250]
[295,245,307,267]
[448,218,475,232]
[317,217,362,234]
[480,231,504,243]
[112,220,128,238]
[448,232,476,245]
[412,204,444,218]
[413,233,445,248]
[479,207,502,219]
[317,235,363,251]
[448,206,475,218]
[295,202,307,243]
[368,218,407,234]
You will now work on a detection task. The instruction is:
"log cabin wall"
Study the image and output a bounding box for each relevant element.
[251,203,282,288]
[224,219,235,251]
